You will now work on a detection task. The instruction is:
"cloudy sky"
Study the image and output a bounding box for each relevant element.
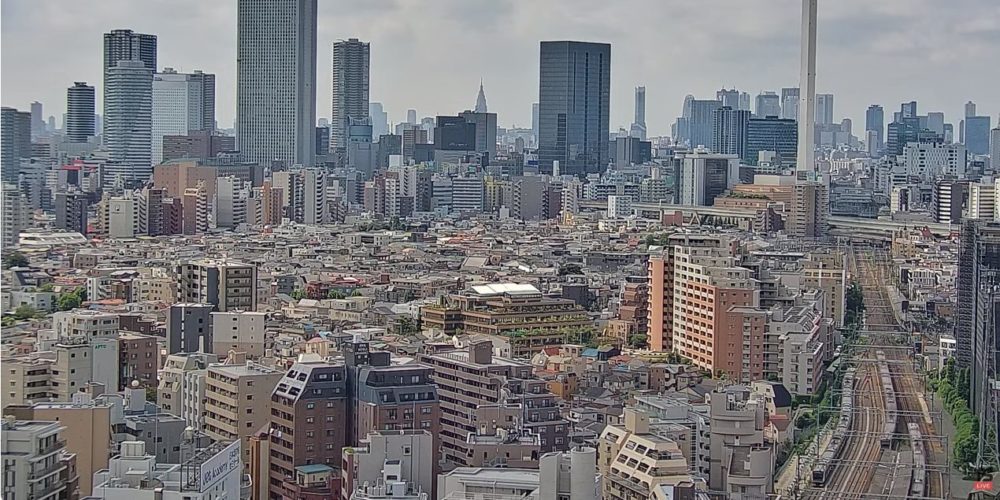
[2,0,998,136]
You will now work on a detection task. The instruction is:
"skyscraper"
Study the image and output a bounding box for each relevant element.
[537,41,611,176]
[716,88,740,109]
[331,38,370,152]
[865,104,884,151]
[152,68,216,164]
[103,29,157,117]
[964,115,992,155]
[369,102,388,139]
[66,82,96,143]
[1,107,31,183]
[754,91,781,118]
[631,86,647,140]
[815,94,834,126]
[104,60,153,184]
[965,101,977,118]
[531,103,539,142]
[712,106,750,159]
[688,99,723,150]
[746,116,797,166]
[237,0,317,167]
[780,87,799,120]
[29,101,45,139]
[474,80,488,113]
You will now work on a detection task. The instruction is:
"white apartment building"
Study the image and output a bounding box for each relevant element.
[902,141,967,180]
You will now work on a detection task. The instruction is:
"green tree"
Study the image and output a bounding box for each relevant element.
[795,412,815,429]
[628,334,649,349]
[291,290,305,300]
[328,290,346,300]
[2,252,28,269]
[13,305,37,320]
[57,293,82,311]
[39,283,56,292]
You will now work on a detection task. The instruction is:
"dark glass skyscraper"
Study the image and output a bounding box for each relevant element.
[688,99,722,150]
[865,104,884,146]
[746,116,797,165]
[66,82,96,143]
[712,106,750,159]
[537,41,610,176]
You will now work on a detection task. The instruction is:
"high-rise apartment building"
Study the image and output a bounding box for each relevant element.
[712,106,750,159]
[66,82,96,142]
[103,28,157,110]
[175,258,258,312]
[152,68,216,164]
[157,352,220,428]
[418,340,570,469]
[787,181,829,237]
[267,358,349,499]
[599,410,696,500]
[331,38,370,153]
[0,420,76,500]
[1,107,31,183]
[204,356,283,472]
[537,41,611,176]
[104,60,154,184]
[236,0,317,166]
[54,191,89,234]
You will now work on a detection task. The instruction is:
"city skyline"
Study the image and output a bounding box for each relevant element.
[2,0,998,137]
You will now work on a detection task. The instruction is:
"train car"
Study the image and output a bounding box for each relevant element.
[812,367,857,487]
[907,423,926,499]
[877,351,898,448]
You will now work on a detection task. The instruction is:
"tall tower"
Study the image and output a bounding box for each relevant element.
[1,107,31,183]
[331,38,370,152]
[66,82,96,143]
[103,29,157,118]
[796,0,817,175]
[237,0,317,167]
[104,60,153,185]
[631,86,647,140]
[537,41,611,176]
[475,80,488,113]
[152,69,216,164]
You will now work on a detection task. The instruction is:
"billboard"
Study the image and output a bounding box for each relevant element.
[199,440,242,492]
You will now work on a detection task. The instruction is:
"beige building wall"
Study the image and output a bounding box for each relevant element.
[204,361,282,470]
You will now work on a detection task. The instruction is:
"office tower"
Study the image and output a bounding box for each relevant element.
[103,29,157,119]
[797,0,817,174]
[991,126,1000,170]
[901,100,918,118]
[966,101,977,118]
[902,142,967,180]
[458,110,498,158]
[926,112,945,136]
[865,104,884,150]
[688,99,723,150]
[631,86,647,140]
[162,130,235,162]
[166,303,214,354]
[331,38,370,153]
[474,79,488,113]
[404,109,417,126]
[716,88,740,109]
[315,125,331,158]
[1,107,31,183]
[614,136,652,168]
[815,94,834,126]
[236,0,317,167]
[754,91,781,118]
[175,258,258,311]
[434,115,476,151]
[746,116,797,165]
[66,82,96,142]
[152,68,216,164]
[781,87,799,120]
[674,149,740,206]
[965,115,992,155]
[347,120,374,176]
[369,102,388,139]
[267,358,349,499]
[29,101,45,139]
[104,60,154,184]
[712,106,750,159]
[537,41,611,176]
[54,191,89,233]
[739,92,752,111]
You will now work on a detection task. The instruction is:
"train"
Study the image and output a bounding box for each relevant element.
[812,366,856,487]
[876,351,898,448]
[907,422,926,499]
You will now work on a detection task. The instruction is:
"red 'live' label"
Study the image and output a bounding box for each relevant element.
[974,481,993,491]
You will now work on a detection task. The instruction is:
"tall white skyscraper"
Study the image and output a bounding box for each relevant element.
[105,60,153,184]
[331,38,370,152]
[631,86,646,140]
[103,29,157,119]
[152,68,216,164]
[236,0,317,167]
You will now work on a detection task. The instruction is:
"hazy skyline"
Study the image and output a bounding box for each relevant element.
[2,0,998,136]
